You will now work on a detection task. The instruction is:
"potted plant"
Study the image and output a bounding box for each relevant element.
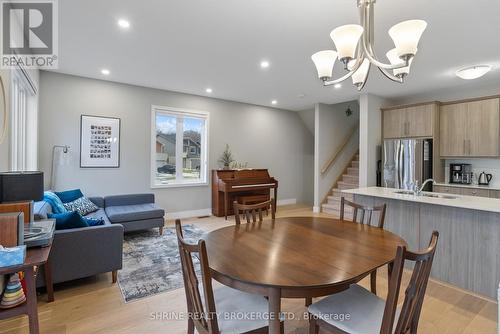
[218,144,235,170]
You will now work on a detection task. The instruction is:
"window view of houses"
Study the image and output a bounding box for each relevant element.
[155,113,204,185]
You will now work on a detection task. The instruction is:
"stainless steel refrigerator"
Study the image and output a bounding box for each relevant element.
[383,138,433,191]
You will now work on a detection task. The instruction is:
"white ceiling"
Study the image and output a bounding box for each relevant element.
[53,0,500,111]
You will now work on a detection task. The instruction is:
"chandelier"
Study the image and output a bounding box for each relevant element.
[311,0,427,90]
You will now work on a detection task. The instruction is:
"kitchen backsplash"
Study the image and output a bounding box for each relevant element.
[444,159,500,187]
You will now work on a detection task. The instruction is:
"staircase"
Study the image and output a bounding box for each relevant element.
[321,152,359,217]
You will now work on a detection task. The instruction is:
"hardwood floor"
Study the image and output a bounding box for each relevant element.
[0,205,497,333]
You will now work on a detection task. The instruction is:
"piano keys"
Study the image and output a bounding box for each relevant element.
[211,169,278,219]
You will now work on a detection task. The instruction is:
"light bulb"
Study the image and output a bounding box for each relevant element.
[388,20,427,58]
[311,50,337,80]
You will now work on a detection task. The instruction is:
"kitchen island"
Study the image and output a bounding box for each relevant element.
[343,186,500,299]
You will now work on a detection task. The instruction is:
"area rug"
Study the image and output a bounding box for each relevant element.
[118,224,205,303]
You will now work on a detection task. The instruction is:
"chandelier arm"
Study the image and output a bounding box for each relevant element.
[360,2,409,70]
[322,50,364,86]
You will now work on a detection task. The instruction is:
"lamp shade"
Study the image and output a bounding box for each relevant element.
[330,24,363,60]
[388,20,427,57]
[350,58,370,86]
[0,171,44,202]
[386,48,413,77]
[311,50,337,80]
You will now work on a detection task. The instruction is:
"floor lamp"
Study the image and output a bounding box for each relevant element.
[50,145,70,190]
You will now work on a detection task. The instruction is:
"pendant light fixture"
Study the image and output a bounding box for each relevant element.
[311,0,427,90]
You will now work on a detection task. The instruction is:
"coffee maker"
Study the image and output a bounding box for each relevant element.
[449,163,473,184]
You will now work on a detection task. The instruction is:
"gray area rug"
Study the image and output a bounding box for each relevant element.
[118,224,205,303]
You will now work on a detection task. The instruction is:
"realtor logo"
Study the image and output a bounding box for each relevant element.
[1,0,58,69]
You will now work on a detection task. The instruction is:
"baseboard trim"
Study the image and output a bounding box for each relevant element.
[166,208,212,220]
[277,198,297,206]
[313,206,321,213]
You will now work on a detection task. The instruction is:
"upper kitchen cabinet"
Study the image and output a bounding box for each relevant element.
[440,98,500,157]
[382,103,438,139]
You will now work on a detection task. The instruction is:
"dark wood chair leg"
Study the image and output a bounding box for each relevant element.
[112,270,117,283]
[187,318,195,334]
[305,297,312,306]
[44,260,54,302]
[370,269,377,295]
[159,226,164,236]
[309,317,319,334]
[280,320,285,334]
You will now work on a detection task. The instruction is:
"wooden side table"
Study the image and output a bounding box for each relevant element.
[0,244,53,334]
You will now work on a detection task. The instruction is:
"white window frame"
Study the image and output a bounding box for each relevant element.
[151,105,209,188]
[10,68,37,171]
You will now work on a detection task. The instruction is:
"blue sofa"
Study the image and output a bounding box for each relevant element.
[34,193,165,287]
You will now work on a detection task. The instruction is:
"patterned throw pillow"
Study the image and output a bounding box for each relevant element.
[63,197,99,216]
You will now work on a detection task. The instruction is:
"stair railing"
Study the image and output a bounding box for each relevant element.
[320,124,359,175]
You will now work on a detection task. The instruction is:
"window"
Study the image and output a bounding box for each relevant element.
[10,68,38,171]
[151,106,208,187]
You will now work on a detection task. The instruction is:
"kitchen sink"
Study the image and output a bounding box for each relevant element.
[393,190,457,200]
[393,190,415,195]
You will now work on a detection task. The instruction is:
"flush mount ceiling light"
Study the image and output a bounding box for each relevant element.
[456,65,492,80]
[311,0,427,91]
[101,69,110,75]
[117,19,130,29]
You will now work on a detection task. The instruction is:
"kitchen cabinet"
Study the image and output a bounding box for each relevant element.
[440,98,500,157]
[382,103,437,139]
[433,185,491,198]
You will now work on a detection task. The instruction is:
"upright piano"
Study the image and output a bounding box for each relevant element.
[212,169,278,219]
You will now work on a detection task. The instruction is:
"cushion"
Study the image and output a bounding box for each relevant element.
[34,201,52,220]
[55,189,84,203]
[48,211,89,230]
[308,284,400,334]
[84,208,111,225]
[63,197,99,216]
[82,217,104,227]
[43,191,67,214]
[105,204,164,223]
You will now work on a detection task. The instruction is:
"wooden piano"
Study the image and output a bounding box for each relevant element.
[212,169,278,219]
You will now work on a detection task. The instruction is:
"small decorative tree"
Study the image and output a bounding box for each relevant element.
[218,144,235,169]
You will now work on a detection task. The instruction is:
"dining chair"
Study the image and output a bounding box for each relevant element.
[176,220,282,334]
[308,231,439,334]
[340,197,387,294]
[233,199,275,225]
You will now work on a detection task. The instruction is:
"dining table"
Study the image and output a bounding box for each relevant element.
[203,216,408,334]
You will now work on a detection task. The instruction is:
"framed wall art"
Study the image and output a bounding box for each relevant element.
[80,115,120,168]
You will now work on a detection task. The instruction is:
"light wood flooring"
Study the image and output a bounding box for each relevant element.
[0,205,497,333]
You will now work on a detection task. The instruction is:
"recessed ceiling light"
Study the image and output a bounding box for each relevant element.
[260,60,270,69]
[271,100,277,105]
[117,19,130,29]
[334,83,342,89]
[456,65,492,80]
[205,88,213,93]
[101,69,110,75]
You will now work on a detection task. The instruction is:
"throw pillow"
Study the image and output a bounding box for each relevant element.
[54,189,84,203]
[43,191,67,214]
[48,211,89,230]
[82,217,105,226]
[63,197,99,216]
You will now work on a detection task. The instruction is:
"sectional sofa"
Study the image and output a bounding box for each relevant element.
[34,193,165,287]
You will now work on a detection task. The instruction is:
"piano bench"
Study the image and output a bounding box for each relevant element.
[238,195,270,205]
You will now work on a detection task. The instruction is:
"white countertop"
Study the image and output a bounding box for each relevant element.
[342,186,500,213]
[434,182,500,191]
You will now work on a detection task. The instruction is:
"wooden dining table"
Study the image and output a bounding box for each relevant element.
[204,216,408,334]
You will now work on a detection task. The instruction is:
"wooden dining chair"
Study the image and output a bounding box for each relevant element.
[176,220,282,334]
[340,197,387,228]
[233,200,275,225]
[308,231,439,334]
[340,196,387,294]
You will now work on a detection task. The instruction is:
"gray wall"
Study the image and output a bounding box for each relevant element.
[38,71,313,214]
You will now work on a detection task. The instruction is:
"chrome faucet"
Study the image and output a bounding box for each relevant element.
[414,179,435,196]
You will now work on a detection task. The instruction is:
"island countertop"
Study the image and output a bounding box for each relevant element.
[342,186,500,214]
